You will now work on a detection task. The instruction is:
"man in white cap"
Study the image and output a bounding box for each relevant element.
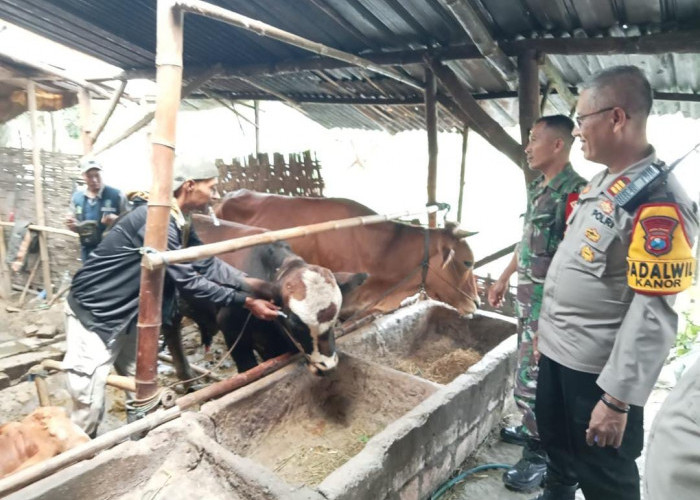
[66,158,127,262]
[63,157,280,437]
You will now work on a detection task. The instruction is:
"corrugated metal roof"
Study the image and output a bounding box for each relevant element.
[1,0,699,132]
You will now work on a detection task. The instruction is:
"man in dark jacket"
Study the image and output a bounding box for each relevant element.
[63,157,279,436]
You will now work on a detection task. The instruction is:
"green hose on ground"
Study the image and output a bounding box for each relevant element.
[430,463,513,499]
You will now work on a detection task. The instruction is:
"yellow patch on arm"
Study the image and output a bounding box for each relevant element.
[627,203,695,295]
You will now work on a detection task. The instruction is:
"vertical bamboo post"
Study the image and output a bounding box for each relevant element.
[457,126,469,223]
[518,50,540,185]
[135,0,183,401]
[0,221,10,299]
[424,66,438,228]
[254,100,260,156]
[77,88,93,154]
[27,81,53,301]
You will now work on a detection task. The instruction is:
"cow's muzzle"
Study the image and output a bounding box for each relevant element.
[306,352,339,375]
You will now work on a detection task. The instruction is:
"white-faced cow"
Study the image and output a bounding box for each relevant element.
[215,190,479,319]
[163,215,367,378]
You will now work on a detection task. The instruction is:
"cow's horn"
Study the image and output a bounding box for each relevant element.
[452,227,478,238]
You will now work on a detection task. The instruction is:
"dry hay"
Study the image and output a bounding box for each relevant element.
[269,425,374,485]
[393,348,482,384]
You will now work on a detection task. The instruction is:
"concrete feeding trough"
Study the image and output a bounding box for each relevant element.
[9,301,517,500]
[338,300,515,384]
[202,353,438,487]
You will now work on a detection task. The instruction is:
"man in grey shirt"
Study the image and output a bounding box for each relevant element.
[533,65,698,500]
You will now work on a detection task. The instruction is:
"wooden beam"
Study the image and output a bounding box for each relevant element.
[540,80,553,115]
[92,44,483,82]
[438,0,517,88]
[501,30,700,56]
[0,221,11,299]
[427,57,525,170]
[77,88,93,155]
[540,57,577,114]
[474,243,518,269]
[174,0,423,91]
[0,49,112,99]
[92,65,221,155]
[88,29,700,84]
[254,100,260,156]
[27,81,53,301]
[518,50,540,184]
[457,126,469,224]
[425,67,438,228]
[200,90,256,127]
[91,80,127,145]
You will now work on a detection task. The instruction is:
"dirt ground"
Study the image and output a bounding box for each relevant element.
[0,294,239,435]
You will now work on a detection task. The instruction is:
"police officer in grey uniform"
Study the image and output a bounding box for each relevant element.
[644,358,700,499]
[533,65,698,500]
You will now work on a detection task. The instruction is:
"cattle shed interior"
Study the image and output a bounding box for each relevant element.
[1,2,700,498]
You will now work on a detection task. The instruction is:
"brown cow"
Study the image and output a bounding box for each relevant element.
[0,407,90,478]
[216,190,479,319]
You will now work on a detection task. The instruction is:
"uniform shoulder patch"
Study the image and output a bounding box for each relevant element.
[565,192,580,221]
[627,203,695,295]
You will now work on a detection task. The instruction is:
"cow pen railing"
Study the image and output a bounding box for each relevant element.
[141,206,440,270]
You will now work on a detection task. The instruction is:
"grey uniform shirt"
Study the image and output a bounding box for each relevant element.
[537,149,699,406]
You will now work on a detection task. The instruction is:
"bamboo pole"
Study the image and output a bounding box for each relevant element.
[0,222,78,238]
[0,221,11,299]
[0,352,296,497]
[27,80,53,302]
[425,66,438,228]
[92,65,221,156]
[474,242,518,269]
[143,206,439,270]
[134,0,184,403]
[91,80,127,145]
[18,259,41,307]
[158,353,223,382]
[540,80,553,115]
[77,88,93,154]
[254,100,260,156]
[173,0,423,91]
[518,50,540,185]
[457,126,469,223]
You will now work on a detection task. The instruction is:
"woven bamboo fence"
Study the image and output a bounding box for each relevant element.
[216,151,324,197]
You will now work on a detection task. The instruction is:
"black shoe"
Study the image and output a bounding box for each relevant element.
[503,441,547,492]
[500,424,530,446]
[530,479,577,500]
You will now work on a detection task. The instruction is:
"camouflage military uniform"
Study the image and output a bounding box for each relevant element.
[514,163,586,438]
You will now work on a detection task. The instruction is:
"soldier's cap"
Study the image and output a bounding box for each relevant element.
[79,158,102,175]
[172,156,219,192]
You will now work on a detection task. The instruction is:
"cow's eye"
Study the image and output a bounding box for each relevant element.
[463,261,473,268]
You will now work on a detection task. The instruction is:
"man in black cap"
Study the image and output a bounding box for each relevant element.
[63,157,280,436]
[66,158,127,262]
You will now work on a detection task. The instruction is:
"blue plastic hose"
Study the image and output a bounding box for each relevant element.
[430,463,513,499]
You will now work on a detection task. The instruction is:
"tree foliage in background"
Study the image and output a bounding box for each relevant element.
[63,107,80,140]
[675,311,700,356]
